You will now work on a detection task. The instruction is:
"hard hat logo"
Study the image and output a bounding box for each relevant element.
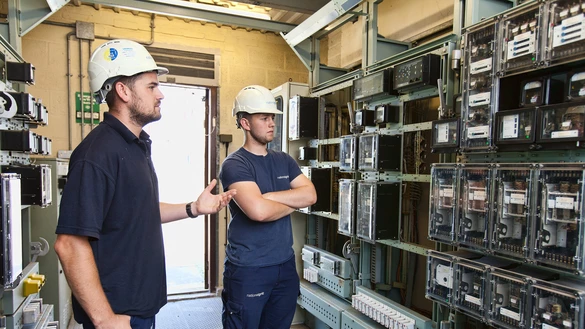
[88,39,168,104]
[104,48,118,61]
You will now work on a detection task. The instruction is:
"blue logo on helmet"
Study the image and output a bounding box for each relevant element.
[104,48,118,61]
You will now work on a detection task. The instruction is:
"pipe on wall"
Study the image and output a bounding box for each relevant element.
[66,31,75,150]
[79,38,85,140]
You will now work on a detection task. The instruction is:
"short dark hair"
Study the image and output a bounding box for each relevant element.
[105,73,143,108]
[236,112,251,128]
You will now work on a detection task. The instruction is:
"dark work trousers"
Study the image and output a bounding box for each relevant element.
[82,315,155,329]
[222,256,300,329]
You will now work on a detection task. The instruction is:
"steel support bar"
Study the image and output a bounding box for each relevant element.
[18,0,69,36]
[81,0,297,33]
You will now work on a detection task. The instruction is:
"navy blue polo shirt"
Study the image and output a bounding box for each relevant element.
[56,112,166,324]
[219,148,302,267]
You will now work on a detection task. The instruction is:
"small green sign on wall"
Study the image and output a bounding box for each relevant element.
[76,92,101,124]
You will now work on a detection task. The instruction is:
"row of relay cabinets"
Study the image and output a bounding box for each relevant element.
[430,162,585,277]
[426,249,585,329]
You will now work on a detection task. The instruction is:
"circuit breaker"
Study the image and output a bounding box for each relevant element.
[458,164,492,250]
[454,257,514,321]
[462,18,499,152]
[538,102,585,149]
[548,0,585,66]
[356,181,400,243]
[429,164,459,243]
[499,1,543,73]
[338,179,356,237]
[426,250,481,306]
[530,278,585,329]
[339,135,358,172]
[358,133,401,172]
[492,164,534,261]
[534,163,585,275]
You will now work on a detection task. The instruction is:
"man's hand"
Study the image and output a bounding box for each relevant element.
[193,179,237,216]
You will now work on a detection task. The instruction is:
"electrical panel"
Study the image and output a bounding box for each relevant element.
[2,164,52,207]
[358,133,401,172]
[353,69,395,101]
[0,173,22,287]
[494,108,537,151]
[530,278,585,329]
[431,118,460,153]
[393,54,441,93]
[499,1,543,73]
[6,62,35,85]
[339,135,358,172]
[289,95,318,140]
[458,164,492,250]
[299,167,332,214]
[426,250,482,306]
[569,70,585,101]
[1,130,38,153]
[462,19,499,152]
[338,179,356,237]
[492,164,534,261]
[454,257,514,320]
[375,104,400,124]
[548,0,585,65]
[429,164,459,243]
[356,181,400,243]
[538,101,585,148]
[489,267,531,329]
[301,245,353,298]
[534,163,585,275]
[355,110,376,127]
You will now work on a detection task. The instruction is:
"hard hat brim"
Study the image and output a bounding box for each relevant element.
[156,66,169,76]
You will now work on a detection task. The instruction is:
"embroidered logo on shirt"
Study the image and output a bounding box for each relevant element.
[246,292,265,298]
[277,175,289,179]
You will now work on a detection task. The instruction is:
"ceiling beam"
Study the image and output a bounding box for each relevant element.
[235,0,329,14]
[81,0,297,32]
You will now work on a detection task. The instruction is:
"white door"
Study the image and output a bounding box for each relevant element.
[145,84,207,295]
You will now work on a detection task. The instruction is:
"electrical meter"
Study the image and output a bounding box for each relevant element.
[492,164,534,261]
[534,163,585,275]
[358,133,401,172]
[429,164,459,243]
[462,19,499,152]
[458,164,492,250]
[356,181,400,243]
[538,101,585,149]
[548,0,585,65]
[338,179,356,237]
[393,54,440,93]
[499,1,543,73]
[569,70,585,101]
[530,278,585,329]
[494,108,537,151]
[431,118,460,153]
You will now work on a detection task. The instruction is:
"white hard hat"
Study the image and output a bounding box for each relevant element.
[232,85,282,116]
[88,39,168,103]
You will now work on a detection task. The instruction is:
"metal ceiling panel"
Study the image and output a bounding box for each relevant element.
[234,0,330,14]
[81,0,297,32]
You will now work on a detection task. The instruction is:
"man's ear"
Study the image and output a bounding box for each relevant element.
[114,81,131,103]
[240,117,251,131]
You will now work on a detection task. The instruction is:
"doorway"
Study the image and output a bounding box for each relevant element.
[145,84,208,295]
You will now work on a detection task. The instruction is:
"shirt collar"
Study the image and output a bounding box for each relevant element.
[103,112,151,143]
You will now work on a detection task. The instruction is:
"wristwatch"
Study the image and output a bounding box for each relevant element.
[185,202,198,218]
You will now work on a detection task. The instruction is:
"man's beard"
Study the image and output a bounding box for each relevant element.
[129,95,161,127]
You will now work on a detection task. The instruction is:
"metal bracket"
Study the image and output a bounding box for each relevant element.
[30,237,49,262]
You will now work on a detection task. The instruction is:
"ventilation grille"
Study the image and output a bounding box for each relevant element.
[147,46,216,81]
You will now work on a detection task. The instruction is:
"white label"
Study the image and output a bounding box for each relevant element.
[507,31,535,60]
[345,158,352,164]
[470,58,493,74]
[437,122,450,143]
[548,199,556,209]
[467,125,490,139]
[556,197,574,209]
[521,23,528,30]
[500,307,521,321]
[552,130,579,138]
[503,114,520,139]
[469,92,491,107]
[510,193,525,205]
[442,188,454,198]
[436,264,453,288]
[510,297,517,304]
[581,88,585,96]
[563,320,573,328]
[543,324,556,329]
[474,190,486,200]
[364,157,373,163]
[465,294,481,305]
[543,313,552,320]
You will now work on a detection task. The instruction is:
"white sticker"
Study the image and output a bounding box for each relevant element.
[345,158,352,164]
[580,88,585,97]
[563,320,573,328]
[552,130,579,138]
[548,199,556,209]
[503,114,519,139]
[467,125,490,139]
[556,197,574,210]
[510,193,525,205]
[543,323,556,329]
[500,307,521,321]
[474,190,486,200]
[543,313,552,320]
[364,157,373,163]
[510,297,517,304]
[437,123,450,143]
[442,188,454,198]
[465,294,481,305]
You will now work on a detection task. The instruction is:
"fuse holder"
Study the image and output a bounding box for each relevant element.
[23,278,42,296]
